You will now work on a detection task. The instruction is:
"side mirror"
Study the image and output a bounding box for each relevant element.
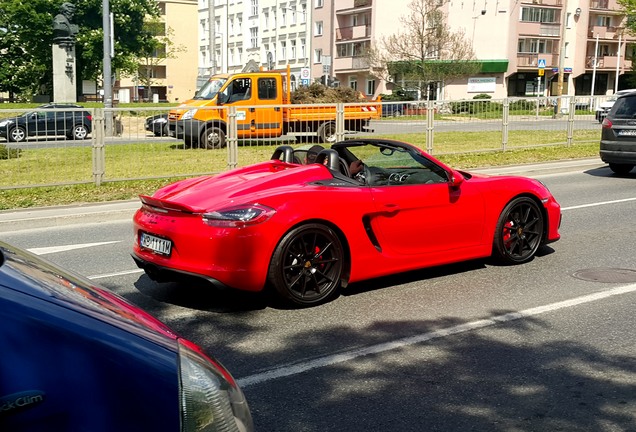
[217,93,228,105]
[449,170,464,188]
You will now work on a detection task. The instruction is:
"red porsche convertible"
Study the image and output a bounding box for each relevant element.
[132,139,561,307]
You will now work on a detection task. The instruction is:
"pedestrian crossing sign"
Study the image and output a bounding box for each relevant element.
[538,59,546,69]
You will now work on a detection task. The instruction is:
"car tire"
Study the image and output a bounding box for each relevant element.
[493,197,544,264]
[268,223,344,307]
[608,163,634,175]
[69,124,89,140]
[317,121,337,144]
[392,110,402,117]
[8,126,26,142]
[200,126,226,149]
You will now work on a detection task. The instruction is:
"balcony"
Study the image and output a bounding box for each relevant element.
[334,56,369,71]
[336,0,372,13]
[589,25,624,39]
[336,25,371,41]
[590,0,621,10]
[517,53,558,68]
[520,0,562,6]
[518,21,561,37]
[586,55,632,70]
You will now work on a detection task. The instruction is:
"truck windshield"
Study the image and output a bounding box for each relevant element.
[193,78,227,100]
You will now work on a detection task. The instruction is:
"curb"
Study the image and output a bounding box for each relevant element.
[0,200,140,233]
[0,158,605,233]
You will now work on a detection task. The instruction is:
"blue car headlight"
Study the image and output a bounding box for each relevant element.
[178,339,253,432]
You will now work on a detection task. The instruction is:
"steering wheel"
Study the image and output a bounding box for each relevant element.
[353,162,372,185]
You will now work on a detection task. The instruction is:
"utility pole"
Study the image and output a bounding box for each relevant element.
[555,0,568,117]
[208,2,216,75]
[102,0,113,135]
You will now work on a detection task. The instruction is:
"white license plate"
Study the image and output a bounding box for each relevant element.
[618,129,636,136]
[140,233,172,256]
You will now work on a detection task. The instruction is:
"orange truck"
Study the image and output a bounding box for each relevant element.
[168,66,380,149]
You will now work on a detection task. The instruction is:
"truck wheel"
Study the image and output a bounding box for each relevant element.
[317,122,337,144]
[200,126,226,149]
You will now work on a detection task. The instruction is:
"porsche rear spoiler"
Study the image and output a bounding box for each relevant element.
[138,195,198,213]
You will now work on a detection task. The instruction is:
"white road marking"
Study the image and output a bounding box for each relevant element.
[561,197,636,211]
[27,241,121,255]
[237,283,636,388]
[88,269,144,280]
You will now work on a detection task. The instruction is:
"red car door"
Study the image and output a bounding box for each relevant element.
[368,182,485,256]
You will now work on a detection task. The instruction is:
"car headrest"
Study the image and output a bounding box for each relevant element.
[314,149,340,172]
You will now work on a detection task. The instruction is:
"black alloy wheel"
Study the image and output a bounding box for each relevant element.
[493,197,544,264]
[269,223,344,306]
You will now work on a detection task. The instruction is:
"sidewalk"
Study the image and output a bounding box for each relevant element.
[0,158,605,233]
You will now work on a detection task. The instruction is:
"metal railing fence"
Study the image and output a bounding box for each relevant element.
[0,95,606,190]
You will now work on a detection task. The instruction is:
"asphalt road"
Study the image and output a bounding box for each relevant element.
[2,159,636,431]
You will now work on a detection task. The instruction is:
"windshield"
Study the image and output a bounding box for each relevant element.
[193,78,227,100]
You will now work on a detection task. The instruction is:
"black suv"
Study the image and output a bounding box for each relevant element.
[600,92,636,175]
[0,103,93,142]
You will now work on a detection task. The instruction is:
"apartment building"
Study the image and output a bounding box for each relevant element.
[197,0,311,89]
[117,0,199,103]
[445,0,636,99]
[150,0,636,103]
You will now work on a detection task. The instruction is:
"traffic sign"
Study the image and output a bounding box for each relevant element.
[538,59,546,69]
[538,69,544,76]
[301,78,310,86]
[300,67,310,80]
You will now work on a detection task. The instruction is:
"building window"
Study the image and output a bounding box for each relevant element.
[366,79,375,96]
[291,39,297,59]
[315,20,323,36]
[300,4,307,24]
[596,16,612,27]
[300,38,306,58]
[250,27,258,49]
[250,0,259,17]
[520,7,557,23]
[314,48,322,64]
[280,41,287,60]
[264,10,269,29]
[315,0,323,7]
[349,77,357,91]
[237,16,243,34]
[564,41,569,58]
[517,38,554,54]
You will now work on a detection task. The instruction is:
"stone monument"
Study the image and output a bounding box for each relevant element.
[52,2,79,102]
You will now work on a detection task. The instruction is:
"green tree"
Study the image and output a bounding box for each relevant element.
[0,0,159,100]
[366,0,481,98]
[122,20,186,100]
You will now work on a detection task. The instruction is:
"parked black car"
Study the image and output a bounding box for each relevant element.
[0,103,92,143]
[145,113,169,136]
[381,102,408,117]
[600,92,636,175]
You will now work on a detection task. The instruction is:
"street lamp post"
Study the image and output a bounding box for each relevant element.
[591,33,599,109]
[102,0,113,135]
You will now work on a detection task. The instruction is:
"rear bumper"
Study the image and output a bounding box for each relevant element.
[600,142,636,164]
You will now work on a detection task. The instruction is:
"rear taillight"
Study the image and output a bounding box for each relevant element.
[86,115,93,121]
[602,118,612,128]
